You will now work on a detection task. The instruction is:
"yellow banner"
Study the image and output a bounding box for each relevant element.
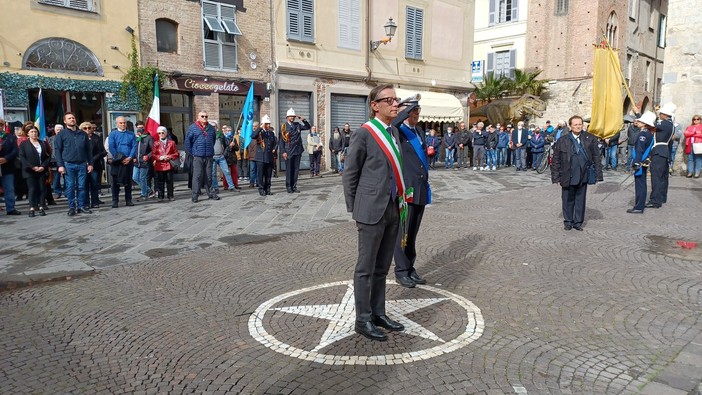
[589,47,624,139]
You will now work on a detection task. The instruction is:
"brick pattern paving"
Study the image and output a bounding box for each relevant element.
[1,169,701,394]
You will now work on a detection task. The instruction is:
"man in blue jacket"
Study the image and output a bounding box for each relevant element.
[108,116,136,208]
[185,111,218,203]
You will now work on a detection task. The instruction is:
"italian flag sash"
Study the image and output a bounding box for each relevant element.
[362,119,414,228]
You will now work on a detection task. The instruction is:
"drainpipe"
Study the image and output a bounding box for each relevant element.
[364,0,372,84]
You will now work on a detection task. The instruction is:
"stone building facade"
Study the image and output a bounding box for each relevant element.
[137,0,272,144]
[525,0,666,124]
[660,0,701,125]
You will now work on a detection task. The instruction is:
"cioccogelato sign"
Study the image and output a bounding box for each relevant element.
[170,77,266,96]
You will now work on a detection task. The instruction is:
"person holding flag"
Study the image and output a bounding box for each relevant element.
[342,83,408,342]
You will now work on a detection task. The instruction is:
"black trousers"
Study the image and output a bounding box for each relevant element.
[393,203,425,276]
[256,160,273,193]
[634,168,648,210]
[156,170,174,199]
[25,173,47,210]
[354,198,399,322]
[285,154,301,191]
[561,183,588,227]
[191,156,213,200]
[649,155,669,205]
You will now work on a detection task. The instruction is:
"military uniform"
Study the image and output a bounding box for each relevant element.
[252,127,277,196]
[647,118,673,207]
[629,129,654,212]
[279,118,311,193]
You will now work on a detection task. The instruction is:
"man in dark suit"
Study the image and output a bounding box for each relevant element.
[511,121,529,171]
[279,108,311,193]
[647,103,675,208]
[343,83,406,342]
[551,115,603,230]
[252,115,277,196]
[392,100,430,288]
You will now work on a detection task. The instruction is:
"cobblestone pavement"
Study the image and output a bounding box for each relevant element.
[1,167,701,394]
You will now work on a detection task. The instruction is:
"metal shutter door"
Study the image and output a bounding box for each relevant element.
[330,94,368,134]
[278,90,312,170]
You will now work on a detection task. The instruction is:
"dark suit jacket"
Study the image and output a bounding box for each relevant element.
[397,124,430,206]
[511,128,529,147]
[18,139,51,178]
[551,131,604,187]
[343,121,401,224]
[251,128,277,163]
[279,120,311,156]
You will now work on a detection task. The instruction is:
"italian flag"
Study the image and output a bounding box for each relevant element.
[145,74,160,141]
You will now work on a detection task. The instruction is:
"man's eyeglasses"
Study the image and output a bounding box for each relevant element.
[373,97,401,105]
[200,115,208,118]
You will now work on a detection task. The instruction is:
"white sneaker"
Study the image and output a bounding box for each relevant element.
[481,166,487,171]
[492,166,496,171]
[472,167,477,171]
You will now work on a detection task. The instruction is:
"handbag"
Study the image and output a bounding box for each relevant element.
[426,145,435,157]
[573,134,598,185]
[693,142,702,155]
[169,156,182,169]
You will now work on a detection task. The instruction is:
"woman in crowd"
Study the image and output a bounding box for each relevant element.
[307,126,323,177]
[530,127,546,170]
[151,126,179,201]
[14,123,31,201]
[18,125,51,217]
[684,114,702,178]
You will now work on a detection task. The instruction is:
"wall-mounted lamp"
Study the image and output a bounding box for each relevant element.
[370,18,397,52]
[2,61,9,67]
[112,65,120,69]
[91,94,97,101]
[125,26,134,35]
[81,93,87,101]
[110,46,119,50]
[70,92,76,100]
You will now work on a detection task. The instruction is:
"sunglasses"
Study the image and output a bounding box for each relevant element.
[373,97,401,105]
[200,115,209,118]
[694,118,701,121]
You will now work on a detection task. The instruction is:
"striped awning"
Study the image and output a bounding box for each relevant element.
[395,88,465,122]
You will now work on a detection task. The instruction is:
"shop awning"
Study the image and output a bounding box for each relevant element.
[395,88,464,122]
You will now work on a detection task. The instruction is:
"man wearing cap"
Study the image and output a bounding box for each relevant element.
[279,108,311,193]
[391,98,430,288]
[343,83,405,341]
[185,111,218,203]
[646,103,675,208]
[627,112,655,214]
[252,115,277,196]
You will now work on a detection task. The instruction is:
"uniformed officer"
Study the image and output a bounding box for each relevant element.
[391,98,430,288]
[646,103,676,208]
[626,112,655,214]
[279,108,311,193]
[252,115,277,196]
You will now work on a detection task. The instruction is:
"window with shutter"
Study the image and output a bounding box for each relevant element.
[556,0,568,15]
[202,1,239,71]
[287,0,314,43]
[338,0,360,50]
[405,6,423,60]
[486,52,495,78]
[39,0,95,12]
[493,0,517,24]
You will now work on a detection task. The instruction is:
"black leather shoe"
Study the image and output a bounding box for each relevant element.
[47,200,57,206]
[28,210,35,218]
[287,189,293,193]
[7,210,22,216]
[125,201,135,206]
[354,321,387,341]
[293,189,301,193]
[266,191,274,195]
[371,315,404,331]
[573,225,583,231]
[564,225,572,231]
[626,208,644,214]
[112,202,118,208]
[209,195,221,200]
[67,208,76,216]
[78,207,92,214]
[645,203,661,208]
[192,198,199,203]
[409,272,427,284]
[395,275,416,288]
[259,190,266,196]
[39,209,46,216]
[90,204,100,209]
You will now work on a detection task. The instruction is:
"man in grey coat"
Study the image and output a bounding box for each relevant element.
[342,83,405,342]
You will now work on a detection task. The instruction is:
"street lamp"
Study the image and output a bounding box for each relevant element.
[370,18,397,52]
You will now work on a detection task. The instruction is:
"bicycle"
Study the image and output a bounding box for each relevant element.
[536,142,553,174]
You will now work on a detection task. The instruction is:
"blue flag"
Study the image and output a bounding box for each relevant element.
[34,89,46,140]
[240,82,255,148]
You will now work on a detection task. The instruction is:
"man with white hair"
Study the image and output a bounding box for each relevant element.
[279,108,311,193]
[646,103,676,208]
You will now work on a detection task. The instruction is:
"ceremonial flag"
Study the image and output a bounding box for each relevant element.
[34,89,46,140]
[589,43,624,139]
[145,74,160,141]
[240,82,255,148]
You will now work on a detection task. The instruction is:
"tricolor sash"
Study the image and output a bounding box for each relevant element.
[362,119,413,224]
[399,124,432,204]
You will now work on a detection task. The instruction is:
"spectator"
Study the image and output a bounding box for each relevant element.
[497,125,510,167]
[485,124,499,171]
[133,123,154,201]
[18,125,51,217]
[85,122,106,208]
[426,129,441,169]
[221,125,241,190]
[340,123,352,174]
[512,121,528,171]
[472,122,486,170]
[185,111,218,203]
[212,124,238,193]
[456,122,471,169]
[684,114,702,178]
[55,112,94,216]
[108,116,137,208]
[307,126,323,177]
[530,127,546,170]
[329,126,344,174]
[604,129,621,171]
[0,118,21,215]
[152,126,179,201]
[235,125,250,185]
[48,124,64,200]
[443,127,456,169]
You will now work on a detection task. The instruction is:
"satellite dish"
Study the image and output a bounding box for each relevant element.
[250,61,257,69]
[249,52,257,60]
